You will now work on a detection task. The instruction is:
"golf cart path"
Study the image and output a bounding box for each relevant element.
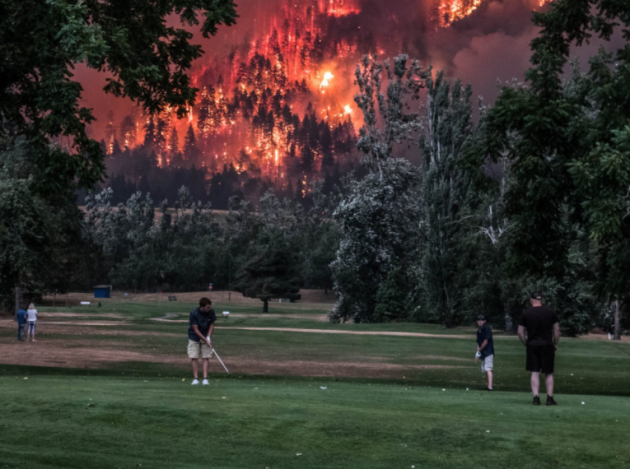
[219,327,471,339]
[150,313,329,322]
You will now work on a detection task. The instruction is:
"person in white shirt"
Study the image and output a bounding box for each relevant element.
[26,303,38,342]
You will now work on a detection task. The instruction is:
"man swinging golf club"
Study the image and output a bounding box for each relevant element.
[188,297,216,385]
[518,292,560,405]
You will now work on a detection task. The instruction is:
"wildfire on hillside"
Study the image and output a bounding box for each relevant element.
[102,0,553,194]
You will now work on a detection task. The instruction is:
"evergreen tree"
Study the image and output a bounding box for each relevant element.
[168,127,180,158]
[120,115,137,149]
[233,231,301,313]
[183,124,200,161]
[143,117,156,147]
[105,110,117,154]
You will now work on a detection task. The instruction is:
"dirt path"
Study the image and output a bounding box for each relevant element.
[220,327,472,339]
[151,313,328,323]
[0,340,463,378]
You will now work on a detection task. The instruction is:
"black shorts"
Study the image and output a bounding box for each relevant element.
[526,344,555,374]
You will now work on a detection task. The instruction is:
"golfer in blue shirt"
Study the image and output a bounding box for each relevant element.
[475,314,495,390]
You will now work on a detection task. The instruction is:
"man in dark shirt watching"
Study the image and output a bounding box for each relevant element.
[518,293,560,405]
[187,297,216,385]
[475,315,494,390]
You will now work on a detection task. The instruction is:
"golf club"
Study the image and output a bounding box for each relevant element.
[213,348,230,375]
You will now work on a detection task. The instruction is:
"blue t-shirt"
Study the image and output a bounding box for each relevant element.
[476,324,494,358]
[188,307,216,342]
[17,310,27,326]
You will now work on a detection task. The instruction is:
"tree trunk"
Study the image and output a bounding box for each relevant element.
[613,299,621,341]
[262,299,268,313]
[14,286,23,319]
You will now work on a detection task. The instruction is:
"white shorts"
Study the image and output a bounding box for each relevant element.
[481,354,494,372]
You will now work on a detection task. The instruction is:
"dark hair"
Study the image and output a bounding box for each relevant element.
[531,292,543,300]
[199,297,212,307]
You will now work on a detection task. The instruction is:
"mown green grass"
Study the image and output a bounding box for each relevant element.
[5,301,629,396]
[1,300,629,468]
[0,373,628,469]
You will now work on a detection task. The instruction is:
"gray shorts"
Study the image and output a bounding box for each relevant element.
[481,354,494,372]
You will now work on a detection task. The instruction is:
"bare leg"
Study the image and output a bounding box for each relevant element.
[202,359,209,379]
[487,371,493,390]
[545,373,554,396]
[531,372,540,396]
[191,359,199,379]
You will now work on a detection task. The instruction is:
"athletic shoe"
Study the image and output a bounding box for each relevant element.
[486,388,493,391]
[546,396,558,406]
[533,395,541,405]
[191,379,199,385]
[202,379,209,385]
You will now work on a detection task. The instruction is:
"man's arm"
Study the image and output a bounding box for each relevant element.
[553,323,560,350]
[475,338,488,363]
[518,325,527,346]
[192,325,211,346]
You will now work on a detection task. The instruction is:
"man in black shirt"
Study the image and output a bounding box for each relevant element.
[187,297,216,385]
[475,315,495,390]
[518,293,560,405]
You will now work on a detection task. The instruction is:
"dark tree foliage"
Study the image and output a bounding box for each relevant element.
[0,0,237,190]
[331,159,421,323]
[417,73,477,328]
[0,0,237,311]
[0,137,92,311]
[471,0,630,335]
[232,232,301,313]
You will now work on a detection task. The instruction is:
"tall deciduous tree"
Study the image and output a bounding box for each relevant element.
[474,0,629,336]
[331,158,420,322]
[353,55,429,178]
[331,55,428,323]
[0,137,90,312]
[416,73,477,327]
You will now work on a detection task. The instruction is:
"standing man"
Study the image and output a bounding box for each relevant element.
[518,293,560,405]
[16,306,27,341]
[475,315,494,390]
[187,297,216,385]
